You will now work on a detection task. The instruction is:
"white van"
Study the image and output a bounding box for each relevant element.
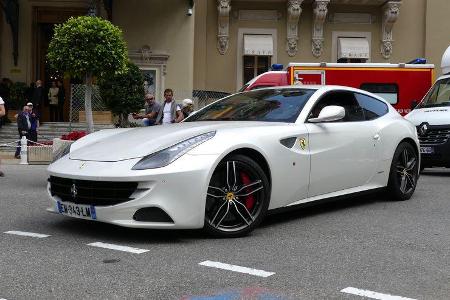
[405,46,450,169]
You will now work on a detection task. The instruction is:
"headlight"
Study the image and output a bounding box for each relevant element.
[132,131,215,170]
[52,144,71,163]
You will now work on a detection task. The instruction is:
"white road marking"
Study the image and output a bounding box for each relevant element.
[341,287,417,300]
[4,231,50,238]
[87,242,149,254]
[199,260,275,278]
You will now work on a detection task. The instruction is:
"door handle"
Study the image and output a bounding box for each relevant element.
[373,134,380,140]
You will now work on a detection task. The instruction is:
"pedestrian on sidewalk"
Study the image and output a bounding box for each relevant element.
[0,96,5,176]
[31,80,44,118]
[132,93,161,126]
[48,81,59,122]
[27,102,40,143]
[155,89,183,125]
[15,105,31,159]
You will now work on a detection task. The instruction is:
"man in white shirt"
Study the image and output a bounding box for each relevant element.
[0,96,5,176]
[155,88,183,125]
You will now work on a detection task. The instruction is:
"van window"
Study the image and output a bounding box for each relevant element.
[360,83,398,105]
[420,77,450,108]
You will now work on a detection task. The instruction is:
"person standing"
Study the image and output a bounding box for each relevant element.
[27,102,39,142]
[48,81,59,122]
[132,93,161,126]
[15,105,31,159]
[155,89,183,125]
[0,78,12,128]
[57,80,65,122]
[32,80,44,118]
[0,96,5,176]
[181,98,194,119]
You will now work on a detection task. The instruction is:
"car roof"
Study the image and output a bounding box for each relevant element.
[246,85,392,106]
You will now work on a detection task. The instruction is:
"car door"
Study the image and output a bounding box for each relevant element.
[305,91,378,197]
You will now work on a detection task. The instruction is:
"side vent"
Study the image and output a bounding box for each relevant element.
[280,137,297,149]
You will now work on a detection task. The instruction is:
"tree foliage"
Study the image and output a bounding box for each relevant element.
[99,62,144,127]
[46,16,129,132]
[47,16,128,79]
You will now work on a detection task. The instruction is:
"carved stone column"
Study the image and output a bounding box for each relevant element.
[381,1,401,59]
[217,0,231,55]
[312,0,329,58]
[286,0,303,57]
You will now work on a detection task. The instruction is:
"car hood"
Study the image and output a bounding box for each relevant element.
[405,107,450,126]
[69,121,284,162]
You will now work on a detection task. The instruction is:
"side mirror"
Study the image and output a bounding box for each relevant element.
[410,100,418,110]
[308,105,346,123]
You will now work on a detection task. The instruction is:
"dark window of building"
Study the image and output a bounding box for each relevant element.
[243,56,271,85]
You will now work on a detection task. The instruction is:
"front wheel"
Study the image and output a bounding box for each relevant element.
[204,154,270,237]
[387,142,419,201]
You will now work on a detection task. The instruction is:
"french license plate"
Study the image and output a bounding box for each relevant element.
[57,201,96,220]
[420,147,434,154]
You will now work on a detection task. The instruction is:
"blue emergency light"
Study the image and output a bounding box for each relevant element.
[271,64,284,70]
[407,58,427,64]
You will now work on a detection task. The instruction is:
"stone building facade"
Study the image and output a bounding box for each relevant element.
[0,0,449,121]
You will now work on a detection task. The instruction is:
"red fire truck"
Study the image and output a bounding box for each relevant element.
[241,62,434,115]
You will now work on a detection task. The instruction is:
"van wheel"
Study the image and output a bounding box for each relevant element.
[387,142,419,201]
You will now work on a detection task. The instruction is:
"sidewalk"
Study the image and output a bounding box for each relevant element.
[0,151,20,165]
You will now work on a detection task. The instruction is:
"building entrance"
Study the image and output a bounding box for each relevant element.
[33,6,87,122]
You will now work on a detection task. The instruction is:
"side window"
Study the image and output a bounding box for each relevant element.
[355,93,389,120]
[360,83,398,105]
[310,91,365,122]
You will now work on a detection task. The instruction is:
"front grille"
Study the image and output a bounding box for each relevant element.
[418,127,450,145]
[49,176,138,206]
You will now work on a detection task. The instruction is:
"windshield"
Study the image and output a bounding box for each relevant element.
[420,77,450,108]
[185,88,315,123]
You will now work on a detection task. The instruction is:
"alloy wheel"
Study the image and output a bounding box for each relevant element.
[205,157,268,235]
[395,147,418,195]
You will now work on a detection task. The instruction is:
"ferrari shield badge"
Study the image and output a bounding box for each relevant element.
[299,137,307,150]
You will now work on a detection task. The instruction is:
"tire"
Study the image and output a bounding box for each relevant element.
[203,154,270,238]
[387,142,419,201]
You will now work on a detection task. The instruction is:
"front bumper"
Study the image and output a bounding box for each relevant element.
[46,153,219,229]
[419,125,450,168]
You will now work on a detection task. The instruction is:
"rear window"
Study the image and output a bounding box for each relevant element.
[360,83,398,105]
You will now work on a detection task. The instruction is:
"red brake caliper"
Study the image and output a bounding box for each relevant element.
[240,172,255,210]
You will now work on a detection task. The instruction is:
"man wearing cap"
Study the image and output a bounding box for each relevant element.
[181,98,194,119]
[27,102,39,142]
[0,96,5,176]
[132,93,161,126]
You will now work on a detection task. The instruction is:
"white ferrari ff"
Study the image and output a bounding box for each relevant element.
[47,86,420,237]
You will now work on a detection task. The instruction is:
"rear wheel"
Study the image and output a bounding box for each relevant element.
[204,154,270,237]
[387,142,419,201]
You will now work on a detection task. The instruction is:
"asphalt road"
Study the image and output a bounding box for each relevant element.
[0,165,449,300]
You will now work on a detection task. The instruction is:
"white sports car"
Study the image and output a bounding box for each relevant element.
[47,86,420,237]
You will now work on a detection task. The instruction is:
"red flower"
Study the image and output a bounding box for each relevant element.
[61,131,87,141]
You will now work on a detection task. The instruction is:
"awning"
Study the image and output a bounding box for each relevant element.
[244,34,273,56]
[338,38,370,59]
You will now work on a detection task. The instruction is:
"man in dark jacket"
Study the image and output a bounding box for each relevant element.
[31,80,44,118]
[15,105,31,159]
